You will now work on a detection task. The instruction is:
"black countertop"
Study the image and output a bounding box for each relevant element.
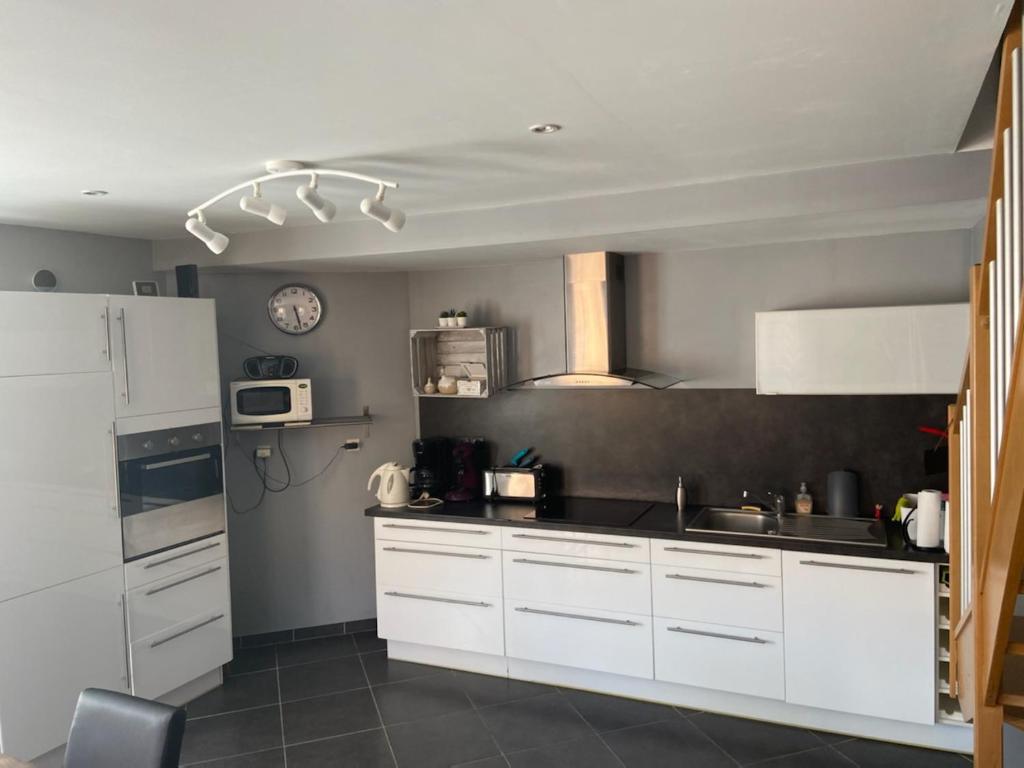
[365,497,948,564]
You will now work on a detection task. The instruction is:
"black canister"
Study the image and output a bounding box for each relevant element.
[827,470,859,517]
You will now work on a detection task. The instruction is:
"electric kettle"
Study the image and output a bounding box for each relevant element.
[368,462,412,508]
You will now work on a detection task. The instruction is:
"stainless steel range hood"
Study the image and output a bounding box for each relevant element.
[515,252,682,389]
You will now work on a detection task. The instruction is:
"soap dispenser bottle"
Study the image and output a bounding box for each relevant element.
[795,482,813,515]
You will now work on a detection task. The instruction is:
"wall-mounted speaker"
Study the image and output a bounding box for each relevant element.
[32,269,57,292]
[175,264,199,298]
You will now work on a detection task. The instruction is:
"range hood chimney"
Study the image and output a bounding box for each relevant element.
[516,252,682,389]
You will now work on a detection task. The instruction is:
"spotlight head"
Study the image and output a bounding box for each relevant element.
[240,185,287,225]
[185,215,229,254]
[359,191,405,232]
[296,175,336,223]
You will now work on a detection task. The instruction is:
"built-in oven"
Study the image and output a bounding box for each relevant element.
[117,422,225,561]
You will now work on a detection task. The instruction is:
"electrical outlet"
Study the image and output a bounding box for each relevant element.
[255,445,272,459]
[343,439,361,451]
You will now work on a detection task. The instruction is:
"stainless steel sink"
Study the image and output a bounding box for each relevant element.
[686,507,886,547]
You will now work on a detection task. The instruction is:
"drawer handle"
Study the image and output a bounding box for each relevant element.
[798,560,918,575]
[145,566,222,596]
[384,591,492,608]
[382,546,490,559]
[510,533,636,548]
[513,558,638,575]
[665,573,767,588]
[382,524,490,535]
[150,613,225,648]
[667,626,768,644]
[663,546,763,559]
[514,606,641,626]
[143,541,221,569]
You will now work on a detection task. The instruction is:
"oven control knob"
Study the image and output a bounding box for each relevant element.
[167,436,180,447]
[142,440,155,451]
[192,432,203,442]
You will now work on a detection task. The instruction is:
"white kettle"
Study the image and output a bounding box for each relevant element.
[368,462,411,508]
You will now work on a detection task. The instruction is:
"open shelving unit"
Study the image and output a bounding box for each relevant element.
[410,327,510,398]
[229,407,372,432]
[937,563,968,726]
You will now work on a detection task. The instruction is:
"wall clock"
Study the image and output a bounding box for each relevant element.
[268,284,324,335]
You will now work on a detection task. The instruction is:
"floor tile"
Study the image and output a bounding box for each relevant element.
[183,747,285,766]
[283,688,381,745]
[601,718,735,768]
[809,729,855,746]
[451,670,554,708]
[238,630,293,648]
[179,705,283,765]
[387,709,500,768]
[276,634,359,667]
[563,689,679,733]
[345,618,378,634]
[689,711,822,765]
[187,670,279,719]
[833,739,969,768]
[294,622,346,640]
[354,630,388,653]
[226,646,278,676]
[506,733,622,768]
[278,655,367,702]
[753,746,857,767]
[361,651,445,686]
[286,728,395,768]
[477,692,591,753]
[374,673,473,725]
[452,758,508,768]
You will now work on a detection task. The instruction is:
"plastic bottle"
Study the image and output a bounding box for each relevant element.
[795,482,813,515]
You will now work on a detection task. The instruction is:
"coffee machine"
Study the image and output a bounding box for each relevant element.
[410,437,452,499]
[445,438,487,502]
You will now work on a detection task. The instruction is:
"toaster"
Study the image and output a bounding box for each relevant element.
[483,466,548,501]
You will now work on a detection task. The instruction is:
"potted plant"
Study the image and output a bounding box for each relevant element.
[438,310,450,328]
[455,310,468,327]
[447,308,457,328]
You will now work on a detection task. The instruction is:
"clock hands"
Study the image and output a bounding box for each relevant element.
[293,307,302,329]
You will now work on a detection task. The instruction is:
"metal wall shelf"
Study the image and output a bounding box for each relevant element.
[230,407,372,432]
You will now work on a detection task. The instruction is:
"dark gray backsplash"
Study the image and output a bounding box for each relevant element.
[419,389,952,515]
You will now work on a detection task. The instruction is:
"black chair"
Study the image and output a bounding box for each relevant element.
[63,689,186,768]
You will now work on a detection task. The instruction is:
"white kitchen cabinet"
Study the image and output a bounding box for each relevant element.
[501,528,650,563]
[503,551,651,615]
[375,518,500,549]
[0,372,122,602]
[377,586,504,656]
[651,538,781,576]
[126,556,230,643]
[108,296,220,419]
[0,565,129,760]
[130,608,232,700]
[755,304,969,395]
[782,551,936,724]
[124,533,227,590]
[376,541,502,597]
[652,564,782,631]
[0,292,111,377]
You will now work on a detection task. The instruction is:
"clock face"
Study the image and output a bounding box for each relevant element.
[268,284,323,335]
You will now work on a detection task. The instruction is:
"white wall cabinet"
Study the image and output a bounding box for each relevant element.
[782,551,936,724]
[0,566,129,760]
[755,304,969,394]
[0,292,112,377]
[108,296,220,419]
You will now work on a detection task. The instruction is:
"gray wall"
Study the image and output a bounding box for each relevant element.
[0,222,155,293]
[200,270,415,636]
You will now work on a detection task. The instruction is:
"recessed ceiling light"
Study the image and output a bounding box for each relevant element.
[529,123,562,134]
[81,189,108,196]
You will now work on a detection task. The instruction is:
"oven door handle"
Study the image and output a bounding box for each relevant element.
[142,452,214,471]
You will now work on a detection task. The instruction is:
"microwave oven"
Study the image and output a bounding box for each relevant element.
[230,378,313,426]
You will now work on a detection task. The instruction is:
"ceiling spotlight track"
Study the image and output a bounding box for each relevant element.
[185,162,403,253]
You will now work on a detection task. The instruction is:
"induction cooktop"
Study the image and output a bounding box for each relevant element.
[524,497,654,528]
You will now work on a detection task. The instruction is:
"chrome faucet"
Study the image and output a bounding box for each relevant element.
[743,490,786,520]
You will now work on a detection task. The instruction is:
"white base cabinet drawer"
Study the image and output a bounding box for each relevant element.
[375,518,499,548]
[652,565,782,631]
[125,534,227,590]
[503,551,650,614]
[127,557,229,643]
[377,586,504,656]
[376,542,500,597]
[504,599,653,679]
[654,617,784,700]
[651,538,780,576]
[130,610,232,700]
[501,528,649,563]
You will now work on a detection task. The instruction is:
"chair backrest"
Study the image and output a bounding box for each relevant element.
[63,689,186,768]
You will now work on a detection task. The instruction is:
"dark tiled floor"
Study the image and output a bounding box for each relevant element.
[182,624,973,767]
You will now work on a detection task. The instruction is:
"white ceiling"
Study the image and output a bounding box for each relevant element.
[0,0,1008,241]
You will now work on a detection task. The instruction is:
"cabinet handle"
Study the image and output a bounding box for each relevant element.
[665,573,767,588]
[798,560,918,575]
[381,524,490,535]
[145,566,222,596]
[510,533,636,548]
[143,452,213,471]
[513,558,638,574]
[117,308,130,404]
[384,591,492,608]
[143,540,221,569]
[102,309,111,360]
[663,546,763,559]
[382,546,490,560]
[514,606,641,626]
[110,423,120,518]
[667,626,768,644]
[150,613,224,648]
[117,594,131,689]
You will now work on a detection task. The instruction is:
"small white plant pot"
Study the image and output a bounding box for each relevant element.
[444,317,454,327]
[438,317,448,327]
[455,316,467,327]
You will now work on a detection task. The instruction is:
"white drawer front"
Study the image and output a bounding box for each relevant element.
[654,617,784,700]
[375,518,499,549]
[505,599,653,679]
[375,542,501,597]
[503,551,650,614]
[501,528,650,563]
[377,586,504,656]
[651,538,780,576]
[129,610,232,700]
[125,534,227,590]
[127,557,229,643]
[652,565,782,631]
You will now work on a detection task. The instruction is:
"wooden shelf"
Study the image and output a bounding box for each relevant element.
[230,409,372,432]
